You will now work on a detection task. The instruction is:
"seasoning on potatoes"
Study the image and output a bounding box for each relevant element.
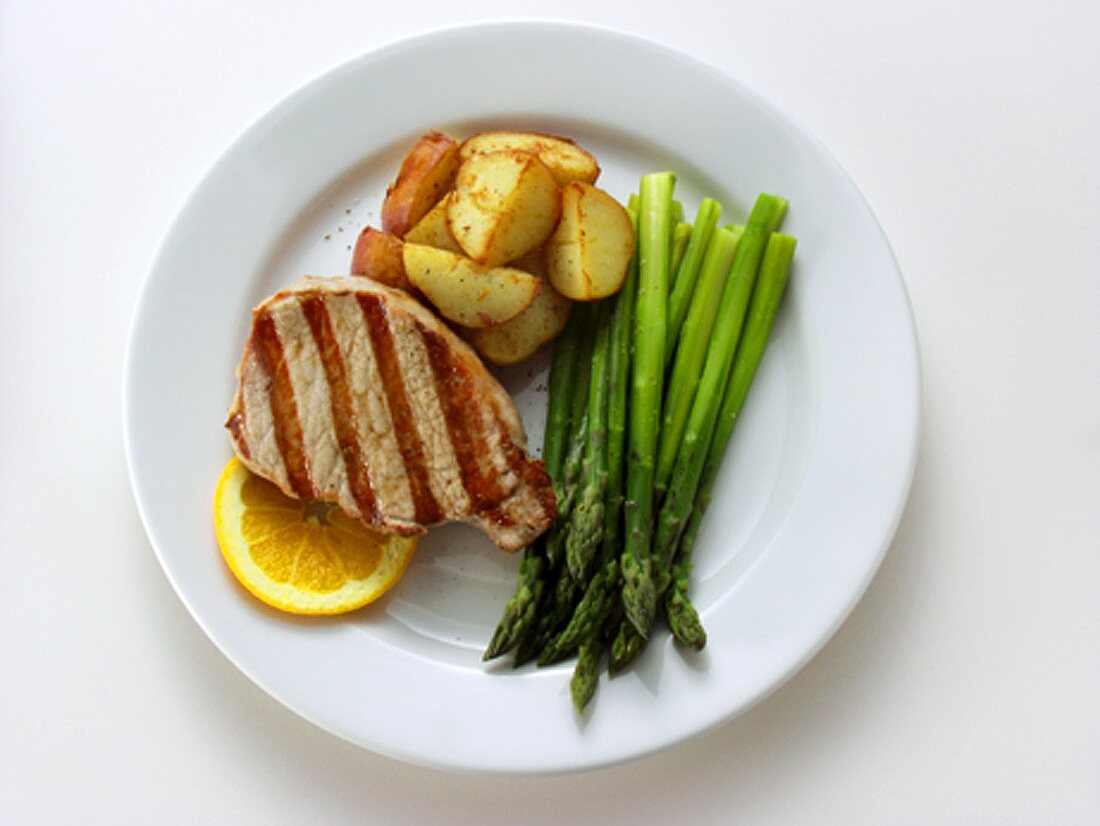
[402,242,541,328]
[446,149,562,268]
[458,131,600,187]
[403,195,463,254]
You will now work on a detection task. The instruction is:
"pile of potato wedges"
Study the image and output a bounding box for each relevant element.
[351,129,635,365]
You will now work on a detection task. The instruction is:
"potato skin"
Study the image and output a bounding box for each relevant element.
[350,226,418,294]
[381,130,460,238]
[458,130,600,186]
[545,182,635,300]
[446,149,562,268]
[402,242,541,329]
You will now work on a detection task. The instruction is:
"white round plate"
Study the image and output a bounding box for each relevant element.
[124,22,918,774]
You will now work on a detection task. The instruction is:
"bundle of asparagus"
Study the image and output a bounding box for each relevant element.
[485,172,797,713]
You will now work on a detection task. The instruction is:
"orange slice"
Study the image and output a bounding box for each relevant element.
[213,457,418,614]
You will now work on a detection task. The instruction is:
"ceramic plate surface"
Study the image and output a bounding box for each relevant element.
[124,21,919,774]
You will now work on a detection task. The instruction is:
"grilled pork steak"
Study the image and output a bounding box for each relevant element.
[225,276,555,551]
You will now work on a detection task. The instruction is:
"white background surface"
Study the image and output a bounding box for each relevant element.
[2,1,1097,822]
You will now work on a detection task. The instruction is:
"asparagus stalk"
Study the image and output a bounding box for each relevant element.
[608,615,646,675]
[542,556,617,660]
[517,564,580,666]
[604,197,638,554]
[665,198,722,360]
[620,171,675,638]
[666,232,796,648]
[651,195,788,575]
[541,305,589,480]
[655,225,743,496]
[521,325,597,664]
[565,302,613,583]
[707,232,798,482]
[665,564,706,651]
[569,635,606,714]
[483,553,547,660]
[669,222,692,286]
[543,319,595,569]
[483,304,593,660]
[544,407,587,569]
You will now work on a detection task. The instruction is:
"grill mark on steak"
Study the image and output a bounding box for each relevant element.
[388,308,470,516]
[356,293,443,524]
[253,313,314,499]
[301,294,378,523]
[324,294,416,526]
[419,324,507,516]
[276,302,353,509]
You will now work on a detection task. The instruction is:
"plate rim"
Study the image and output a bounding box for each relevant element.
[123,19,920,774]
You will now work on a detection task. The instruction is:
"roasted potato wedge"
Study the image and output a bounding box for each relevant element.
[350,226,417,294]
[381,130,460,238]
[459,131,600,186]
[468,279,572,365]
[403,195,462,253]
[545,183,635,300]
[402,243,541,329]
[447,149,561,267]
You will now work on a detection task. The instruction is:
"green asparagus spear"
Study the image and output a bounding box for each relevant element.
[535,402,589,659]
[666,232,796,648]
[483,304,593,660]
[652,195,788,573]
[566,302,613,583]
[572,606,623,711]
[669,222,692,286]
[670,198,684,228]
[570,635,606,714]
[708,232,797,477]
[665,563,706,651]
[542,305,589,481]
[608,615,646,675]
[519,564,580,666]
[620,171,675,637]
[483,553,547,660]
[510,602,544,666]
[541,557,617,660]
[665,198,722,360]
[544,278,633,662]
[604,195,638,539]
[544,318,595,570]
[512,615,546,667]
[655,225,743,496]
[544,408,587,569]
[545,424,626,663]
